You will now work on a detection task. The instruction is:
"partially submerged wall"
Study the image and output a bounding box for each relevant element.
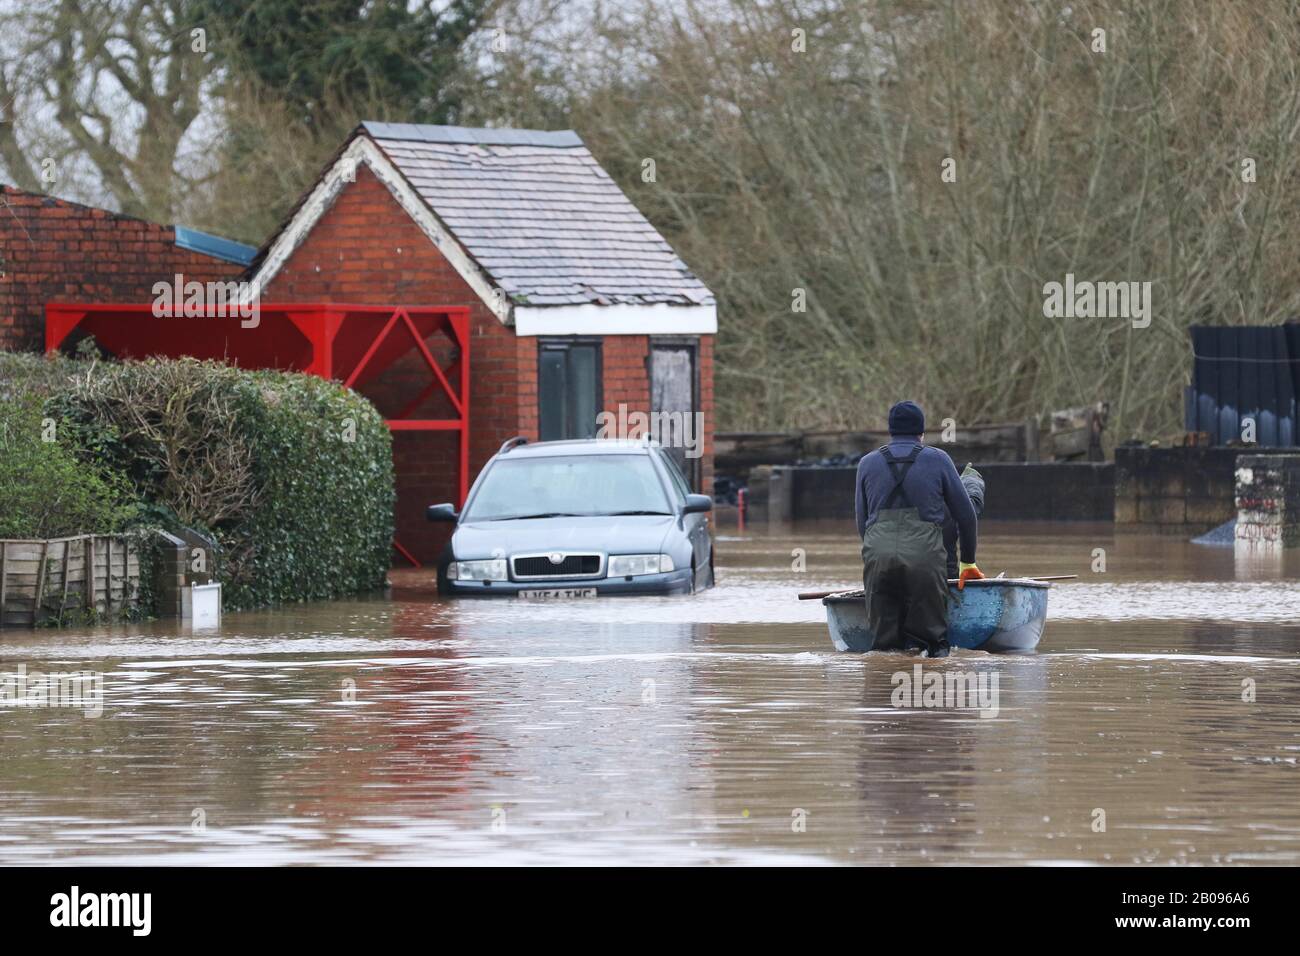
[1114,446,1281,534]
[716,421,1039,484]
[753,462,1114,523]
[1235,454,1300,547]
[2,529,235,628]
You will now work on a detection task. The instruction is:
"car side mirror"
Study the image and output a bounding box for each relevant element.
[426,503,458,522]
[683,494,713,514]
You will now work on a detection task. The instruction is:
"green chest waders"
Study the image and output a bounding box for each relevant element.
[860,444,950,654]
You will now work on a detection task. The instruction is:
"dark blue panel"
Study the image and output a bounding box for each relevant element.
[1218,327,1240,443]
[1284,324,1299,445]
[1189,323,1299,447]
[1192,326,1218,436]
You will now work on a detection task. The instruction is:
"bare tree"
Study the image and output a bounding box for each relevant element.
[0,0,214,219]
[467,0,1300,440]
[0,62,44,191]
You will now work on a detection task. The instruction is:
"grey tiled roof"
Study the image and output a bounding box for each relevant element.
[361,122,714,309]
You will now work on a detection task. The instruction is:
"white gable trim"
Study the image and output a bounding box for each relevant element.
[513,302,717,336]
[246,136,510,323]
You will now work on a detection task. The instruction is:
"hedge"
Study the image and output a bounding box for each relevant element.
[231,368,395,608]
[0,389,136,539]
[5,353,394,610]
[0,350,81,397]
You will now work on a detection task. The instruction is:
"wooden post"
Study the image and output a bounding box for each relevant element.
[59,538,72,615]
[1024,417,1041,463]
[104,537,112,615]
[33,539,48,622]
[84,536,95,613]
[0,542,7,629]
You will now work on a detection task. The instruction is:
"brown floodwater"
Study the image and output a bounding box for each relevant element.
[1,520,1298,865]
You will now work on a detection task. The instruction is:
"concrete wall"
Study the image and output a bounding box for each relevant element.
[980,463,1113,520]
[716,420,1038,484]
[758,462,1114,523]
[1114,446,1262,533]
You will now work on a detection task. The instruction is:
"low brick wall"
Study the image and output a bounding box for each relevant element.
[1114,446,1285,534]
[758,462,1114,523]
[152,528,220,619]
[0,184,240,352]
[1236,454,1300,547]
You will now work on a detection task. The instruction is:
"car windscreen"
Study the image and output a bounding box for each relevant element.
[464,454,672,521]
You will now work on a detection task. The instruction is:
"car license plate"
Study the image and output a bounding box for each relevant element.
[517,588,598,601]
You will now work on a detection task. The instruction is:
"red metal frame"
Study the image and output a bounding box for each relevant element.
[45,302,471,567]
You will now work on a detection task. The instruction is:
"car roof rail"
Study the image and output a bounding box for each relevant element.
[498,436,529,455]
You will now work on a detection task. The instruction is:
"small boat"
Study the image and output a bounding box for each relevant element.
[822,578,1051,653]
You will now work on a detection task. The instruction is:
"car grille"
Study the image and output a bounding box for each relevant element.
[511,553,604,580]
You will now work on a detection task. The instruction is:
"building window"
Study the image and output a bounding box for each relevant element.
[539,339,602,441]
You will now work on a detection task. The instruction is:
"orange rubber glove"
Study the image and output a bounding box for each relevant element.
[957,562,984,590]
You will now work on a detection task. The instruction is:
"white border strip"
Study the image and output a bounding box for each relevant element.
[513,302,717,336]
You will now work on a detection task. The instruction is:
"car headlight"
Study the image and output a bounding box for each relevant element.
[447,559,508,581]
[607,553,675,577]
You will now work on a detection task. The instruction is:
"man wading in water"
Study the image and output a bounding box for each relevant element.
[854,401,983,657]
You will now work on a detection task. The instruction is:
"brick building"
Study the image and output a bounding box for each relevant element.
[4,123,717,565]
[0,186,248,351]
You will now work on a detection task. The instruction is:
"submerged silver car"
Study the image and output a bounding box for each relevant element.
[428,438,715,598]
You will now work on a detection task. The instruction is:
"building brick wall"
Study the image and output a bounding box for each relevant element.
[699,334,715,496]
[602,334,650,416]
[3,173,718,568]
[259,166,716,564]
[0,185,239,352]
[602,333,714,495]
[259,167,525,563]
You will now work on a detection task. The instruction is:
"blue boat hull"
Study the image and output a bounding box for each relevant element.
[823,579,1049,653]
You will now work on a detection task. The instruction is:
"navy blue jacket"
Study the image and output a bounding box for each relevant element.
[854,437,978,564]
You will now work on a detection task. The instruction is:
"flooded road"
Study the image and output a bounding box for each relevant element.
[2,521,1299,865]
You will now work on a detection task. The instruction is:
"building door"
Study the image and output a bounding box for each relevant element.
[539,339,601,441]
[650,340,698,489]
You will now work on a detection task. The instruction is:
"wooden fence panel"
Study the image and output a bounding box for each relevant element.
[0,535,141,628]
